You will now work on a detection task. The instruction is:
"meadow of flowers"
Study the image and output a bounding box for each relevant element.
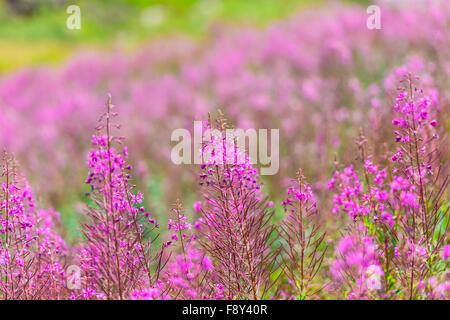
[0,1,449,300]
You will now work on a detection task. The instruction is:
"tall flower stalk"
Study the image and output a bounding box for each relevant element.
[0,152,67,299]
[195,113,280,299]
[78,95,161,300]
[279,169,327,299]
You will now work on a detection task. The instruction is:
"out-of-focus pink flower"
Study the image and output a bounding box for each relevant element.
[193,201,202,212]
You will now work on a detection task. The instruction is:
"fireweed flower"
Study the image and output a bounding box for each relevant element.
[195,114,279,300]
[330,230,384,300]
[161,246,215,299]
[193,201,202,212]
[279,170,327,299]
[167,202,191,243]
[130,287,168,300]
[215,284,225,299]
[329,75,448,300]
[78,96,161,300]
[386,75,448,299]
[153,200,216,300]
[443,245,450,261]
[0,152,67,299]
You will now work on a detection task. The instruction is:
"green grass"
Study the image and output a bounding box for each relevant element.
[0,0,328,72]
[0,0,325,42]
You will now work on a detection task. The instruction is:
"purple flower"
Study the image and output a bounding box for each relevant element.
[443,245,450,261]
[193,201,202,212]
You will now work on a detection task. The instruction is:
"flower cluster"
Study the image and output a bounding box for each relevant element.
[77,97,160,300]
[161,246,214,299]
[330,230,384,300]
[329,75,448,299]
[1,71,448,300]
[1,0,450,300]
[0,153,67,299]
[195,115,278,300]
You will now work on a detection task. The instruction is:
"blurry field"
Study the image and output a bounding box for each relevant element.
[0,0,448,300]
[0,0,371,241]
[0,0,371,72]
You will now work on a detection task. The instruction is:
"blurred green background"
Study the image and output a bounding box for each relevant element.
[0,0,370,73]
